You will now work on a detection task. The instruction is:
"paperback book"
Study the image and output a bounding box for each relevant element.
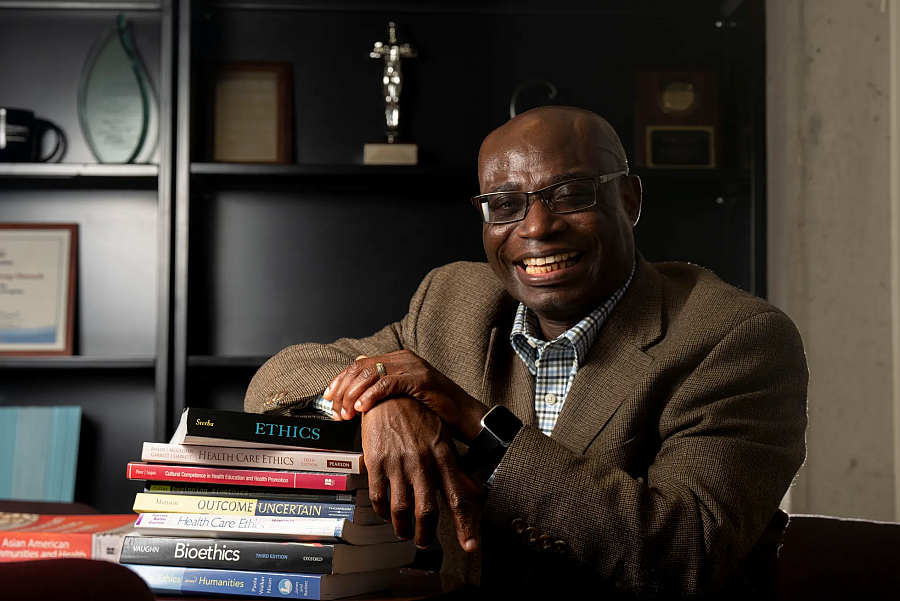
[133,513,401,545]
[119,536,416,574]
[170,407,362,453]
[145,482,367,505]
[132,493,382,524]
[126,564,401,600]
[0,513,135,563]
[140,444,365,474]
[128,462,367,490]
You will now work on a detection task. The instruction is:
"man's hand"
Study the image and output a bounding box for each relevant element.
[362,396,482,552]
[324,351,487,442]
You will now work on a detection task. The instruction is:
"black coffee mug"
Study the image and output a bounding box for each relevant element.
[0,108,67,163]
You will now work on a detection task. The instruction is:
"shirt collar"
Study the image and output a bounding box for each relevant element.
[510,262,636,371]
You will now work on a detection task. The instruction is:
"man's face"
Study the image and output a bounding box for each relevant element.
[478,114,640,328]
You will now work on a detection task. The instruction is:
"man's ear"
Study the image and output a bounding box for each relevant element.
[622,174,642,227]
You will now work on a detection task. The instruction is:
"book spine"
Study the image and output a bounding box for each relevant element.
[145,482,358,504]
[133,513,343,542]
[186,407,362,453]
[119,536,335,574]
[140,443,363,474]
[133,493,357,520]
[127,462,357,490]
[126,564,323,599]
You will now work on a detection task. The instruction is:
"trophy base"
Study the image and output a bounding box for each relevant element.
[364,143,418,165]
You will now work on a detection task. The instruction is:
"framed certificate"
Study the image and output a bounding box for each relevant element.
[0,224,77,355]
[210,62,293,164]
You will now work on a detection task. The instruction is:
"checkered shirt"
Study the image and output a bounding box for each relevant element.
[509,265,634,438]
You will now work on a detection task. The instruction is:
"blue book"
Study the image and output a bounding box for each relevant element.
[126,564,402,599]
[0,406,81,502]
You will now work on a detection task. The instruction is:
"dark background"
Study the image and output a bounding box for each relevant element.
[0,0,764,512]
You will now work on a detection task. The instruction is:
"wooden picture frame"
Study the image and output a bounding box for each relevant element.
[211,62,293,164]
[0,223,77,356]
[633,68,721,169]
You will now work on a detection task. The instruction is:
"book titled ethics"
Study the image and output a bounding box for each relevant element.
[171,407,361,453]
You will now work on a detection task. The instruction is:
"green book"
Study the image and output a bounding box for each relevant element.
[0,406,82,502]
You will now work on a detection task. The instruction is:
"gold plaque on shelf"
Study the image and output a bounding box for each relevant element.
[634,69,720,168]
[211,63,292,164]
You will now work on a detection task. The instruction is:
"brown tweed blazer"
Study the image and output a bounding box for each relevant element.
[245,255,808,599]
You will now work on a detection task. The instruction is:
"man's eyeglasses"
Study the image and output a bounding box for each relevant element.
[471,170,628,224]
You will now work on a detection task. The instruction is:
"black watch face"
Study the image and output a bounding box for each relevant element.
[485,407,522,442]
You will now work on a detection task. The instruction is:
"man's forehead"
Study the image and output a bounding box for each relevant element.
[478,111,622,189]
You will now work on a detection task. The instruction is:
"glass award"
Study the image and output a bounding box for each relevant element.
[78,14,158,164]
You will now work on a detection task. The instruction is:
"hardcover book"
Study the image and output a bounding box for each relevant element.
[140,444,365,474]
[145,482,367,505]
[126,564,402,600]
[0,513,136,563]
[128,461,367,490]
[119,536,416,574]
[133,513,401,545]
[132,493,382,525]
[171,407,362,453]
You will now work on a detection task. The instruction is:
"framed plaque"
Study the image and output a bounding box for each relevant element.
[0,224,77,356]
[634,69,721,168]
[211,62,293,163]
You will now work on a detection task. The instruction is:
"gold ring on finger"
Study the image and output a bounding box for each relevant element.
[375,362,387,379]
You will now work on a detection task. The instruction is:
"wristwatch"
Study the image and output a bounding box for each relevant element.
[460,405,523,473]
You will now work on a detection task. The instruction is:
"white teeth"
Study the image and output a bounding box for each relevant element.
[524,257,578,275]
[522,252,576,267]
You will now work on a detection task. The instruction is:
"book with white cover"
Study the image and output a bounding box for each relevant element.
[133,513,401,546]
[141,443,364,475]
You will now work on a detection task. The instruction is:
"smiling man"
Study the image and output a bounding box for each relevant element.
[245,106,808,599]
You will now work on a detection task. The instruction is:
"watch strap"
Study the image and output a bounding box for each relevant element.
[459,405,523,475]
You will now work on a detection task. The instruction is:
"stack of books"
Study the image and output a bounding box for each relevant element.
[121,407,416,599]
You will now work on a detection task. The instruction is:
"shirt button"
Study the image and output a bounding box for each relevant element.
[544,393,558,405]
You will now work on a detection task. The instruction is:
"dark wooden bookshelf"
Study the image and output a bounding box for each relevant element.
[0,0,767,513]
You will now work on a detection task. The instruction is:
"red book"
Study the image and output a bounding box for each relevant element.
[0,513,136,563]
[126,462,367,491]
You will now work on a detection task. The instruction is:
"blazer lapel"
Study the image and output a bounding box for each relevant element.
[550,256,664,453]
[481,305,537,429]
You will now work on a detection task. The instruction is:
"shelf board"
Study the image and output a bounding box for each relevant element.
[188,355,270,368]
[190,163,476,192]
[0,1,161,11]
[0,163,159,178]
[190,163,471,177]
[633,167,752,181]
[206,0,725,17]
[0,356,155,369]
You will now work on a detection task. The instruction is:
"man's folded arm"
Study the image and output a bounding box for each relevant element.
[482,310,808,598]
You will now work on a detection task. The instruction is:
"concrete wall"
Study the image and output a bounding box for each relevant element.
[767,0,899,520]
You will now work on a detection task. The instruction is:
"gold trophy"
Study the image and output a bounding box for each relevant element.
[364,22,418,165]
